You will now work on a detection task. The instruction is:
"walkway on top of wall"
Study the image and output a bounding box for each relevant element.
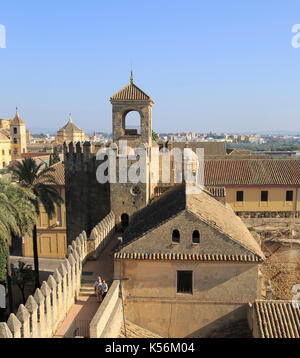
[53,234,119,338]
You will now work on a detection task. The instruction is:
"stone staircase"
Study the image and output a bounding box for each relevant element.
[80,279,96,297]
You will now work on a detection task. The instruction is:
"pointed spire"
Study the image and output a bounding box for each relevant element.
[15,106,20,119]
[130,70,133,84]
[69,113,72,123]
[12,106,24,124]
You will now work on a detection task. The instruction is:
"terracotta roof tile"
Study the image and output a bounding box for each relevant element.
[114,252,262,262]
[110,82,153,101]
[254,300,300,338]
[118,184,264,259]
[36,161,65,186]
[58,117,83,133]
[204,159,300,186]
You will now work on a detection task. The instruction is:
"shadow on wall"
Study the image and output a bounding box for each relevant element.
[185,305,251,338]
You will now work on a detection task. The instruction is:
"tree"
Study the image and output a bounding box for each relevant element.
[49,153,54,167]
[11,158,63,289]
[152,130,159,142]
[0,179,36,313]
[52,147,60,165]
[11,261,35,304]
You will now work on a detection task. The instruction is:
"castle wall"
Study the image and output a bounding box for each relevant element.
[64,142,111,243]
[89,279,123,338]
[0,212,115,338]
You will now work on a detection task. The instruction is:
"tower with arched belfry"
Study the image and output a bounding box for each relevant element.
[109,73,155,229]
[110,71,153,149]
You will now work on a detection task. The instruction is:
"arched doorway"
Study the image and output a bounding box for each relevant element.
[121,213,129,232]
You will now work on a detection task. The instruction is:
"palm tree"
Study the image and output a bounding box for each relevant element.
[0,179,36,314]
[11,158,63,289]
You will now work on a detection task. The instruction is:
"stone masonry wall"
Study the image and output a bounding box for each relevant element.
[0,212,115,338]
[64,142,111,244]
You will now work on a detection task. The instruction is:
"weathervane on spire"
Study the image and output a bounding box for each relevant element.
[130,70,133,84]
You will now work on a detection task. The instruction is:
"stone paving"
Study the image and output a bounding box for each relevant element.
[119,321,162,338]
[53,235,119,338]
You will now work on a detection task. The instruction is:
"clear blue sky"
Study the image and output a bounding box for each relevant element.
[0,1,300,134]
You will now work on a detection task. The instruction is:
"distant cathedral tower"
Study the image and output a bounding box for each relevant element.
[11,108,27,159]
[56,114,85,145]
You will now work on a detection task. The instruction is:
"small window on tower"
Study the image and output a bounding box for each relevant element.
[13,127,17,134]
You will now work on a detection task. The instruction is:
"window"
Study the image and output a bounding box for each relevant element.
[286,190,293,202]
[177,271,193,294]
[261,191,268,202]
[2,150,4,155]
[172,229,180,243]
[14,149,18,154]
[236,191,244,202]
[13,127,17,134]
[13,138,17,144]
[192,230,200,244]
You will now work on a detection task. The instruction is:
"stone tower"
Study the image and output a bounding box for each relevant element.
[63,74,155,238]
[10,108,27,159]
[110,73,154,230]
[110,72,153,148]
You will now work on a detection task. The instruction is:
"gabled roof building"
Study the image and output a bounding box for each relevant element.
[114,184,265,337]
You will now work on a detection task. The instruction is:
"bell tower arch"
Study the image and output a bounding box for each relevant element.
[110,72,154,148]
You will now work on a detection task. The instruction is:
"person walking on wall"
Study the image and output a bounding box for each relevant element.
[102,280,108,300]
[94,276,103,303]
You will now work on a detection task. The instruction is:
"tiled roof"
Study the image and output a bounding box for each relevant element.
[118,184,264,260]
[58,116,83,133]
[204,159,300,186]
[253,300,300,338]
[115,252,262,262]
[36,161,65,186]
[110,82,152,101]
[11,110,25,125]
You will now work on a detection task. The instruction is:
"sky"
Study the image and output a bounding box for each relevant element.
[0,1,300,134]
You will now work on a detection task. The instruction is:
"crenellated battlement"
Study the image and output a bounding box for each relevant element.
[0,212,116,338]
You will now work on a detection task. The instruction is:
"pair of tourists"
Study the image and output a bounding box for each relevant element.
[94,276,108,303]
